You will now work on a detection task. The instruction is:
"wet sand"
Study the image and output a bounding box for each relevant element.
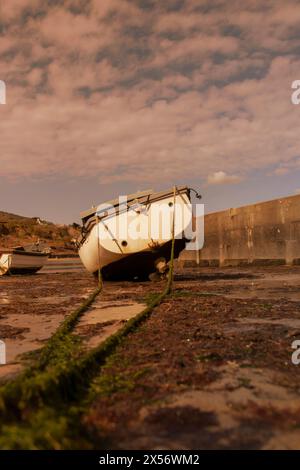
[83,265,300,450]
[0,262,147,380]
[1,264,300,449]
[0,269,93,379]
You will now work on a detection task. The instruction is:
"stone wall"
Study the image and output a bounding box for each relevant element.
[180,193,300,267]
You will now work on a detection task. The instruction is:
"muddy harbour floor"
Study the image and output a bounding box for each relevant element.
[1,260,300,450]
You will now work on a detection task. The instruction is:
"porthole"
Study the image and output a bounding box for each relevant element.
[168,202,173,207]
[121,240,128,247]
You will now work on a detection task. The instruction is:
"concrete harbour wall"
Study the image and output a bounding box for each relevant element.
[180,193,300,267]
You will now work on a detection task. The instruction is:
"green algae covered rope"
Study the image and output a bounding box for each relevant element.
[0,188,178,414]
[36,273,102,370]
[36,218,104,370]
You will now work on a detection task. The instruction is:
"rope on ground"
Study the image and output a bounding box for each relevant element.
[36,187,177,373]
[0,188,178,411]
[36,225,103,371]
[76,187,178,372]
[36,278,102,370]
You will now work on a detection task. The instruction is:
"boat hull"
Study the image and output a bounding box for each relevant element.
[0,251,48,276]
[79,188,193,281]
[100,238,186,281]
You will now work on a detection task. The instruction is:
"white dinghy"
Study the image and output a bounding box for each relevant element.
[0,245,49,276]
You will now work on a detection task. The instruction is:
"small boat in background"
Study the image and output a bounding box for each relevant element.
[0,244,50,276]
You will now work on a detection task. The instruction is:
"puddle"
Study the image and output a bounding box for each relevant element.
[76,299,146,350]
[79,299,145,326]
[0,271,103,382]
[0,313,64,364]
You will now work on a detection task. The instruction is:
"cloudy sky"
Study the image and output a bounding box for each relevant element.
[1,0,300,223]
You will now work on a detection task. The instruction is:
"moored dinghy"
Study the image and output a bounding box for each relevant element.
[78,186,200,281]
[0,244,50,276]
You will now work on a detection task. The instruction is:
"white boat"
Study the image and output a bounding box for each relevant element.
[78,186,200,281]
[0,245,49,276]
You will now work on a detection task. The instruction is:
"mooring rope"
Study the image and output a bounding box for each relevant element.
[96,215,103,289]
[0,187,178,412]
[36,218,103,370]
[166,185,177,293]
[37,187,177,383]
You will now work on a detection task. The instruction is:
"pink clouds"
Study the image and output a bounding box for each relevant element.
[207,171,243,185]
[0,0,37,21]
[151,34,239,69]
[0,0,300,188]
